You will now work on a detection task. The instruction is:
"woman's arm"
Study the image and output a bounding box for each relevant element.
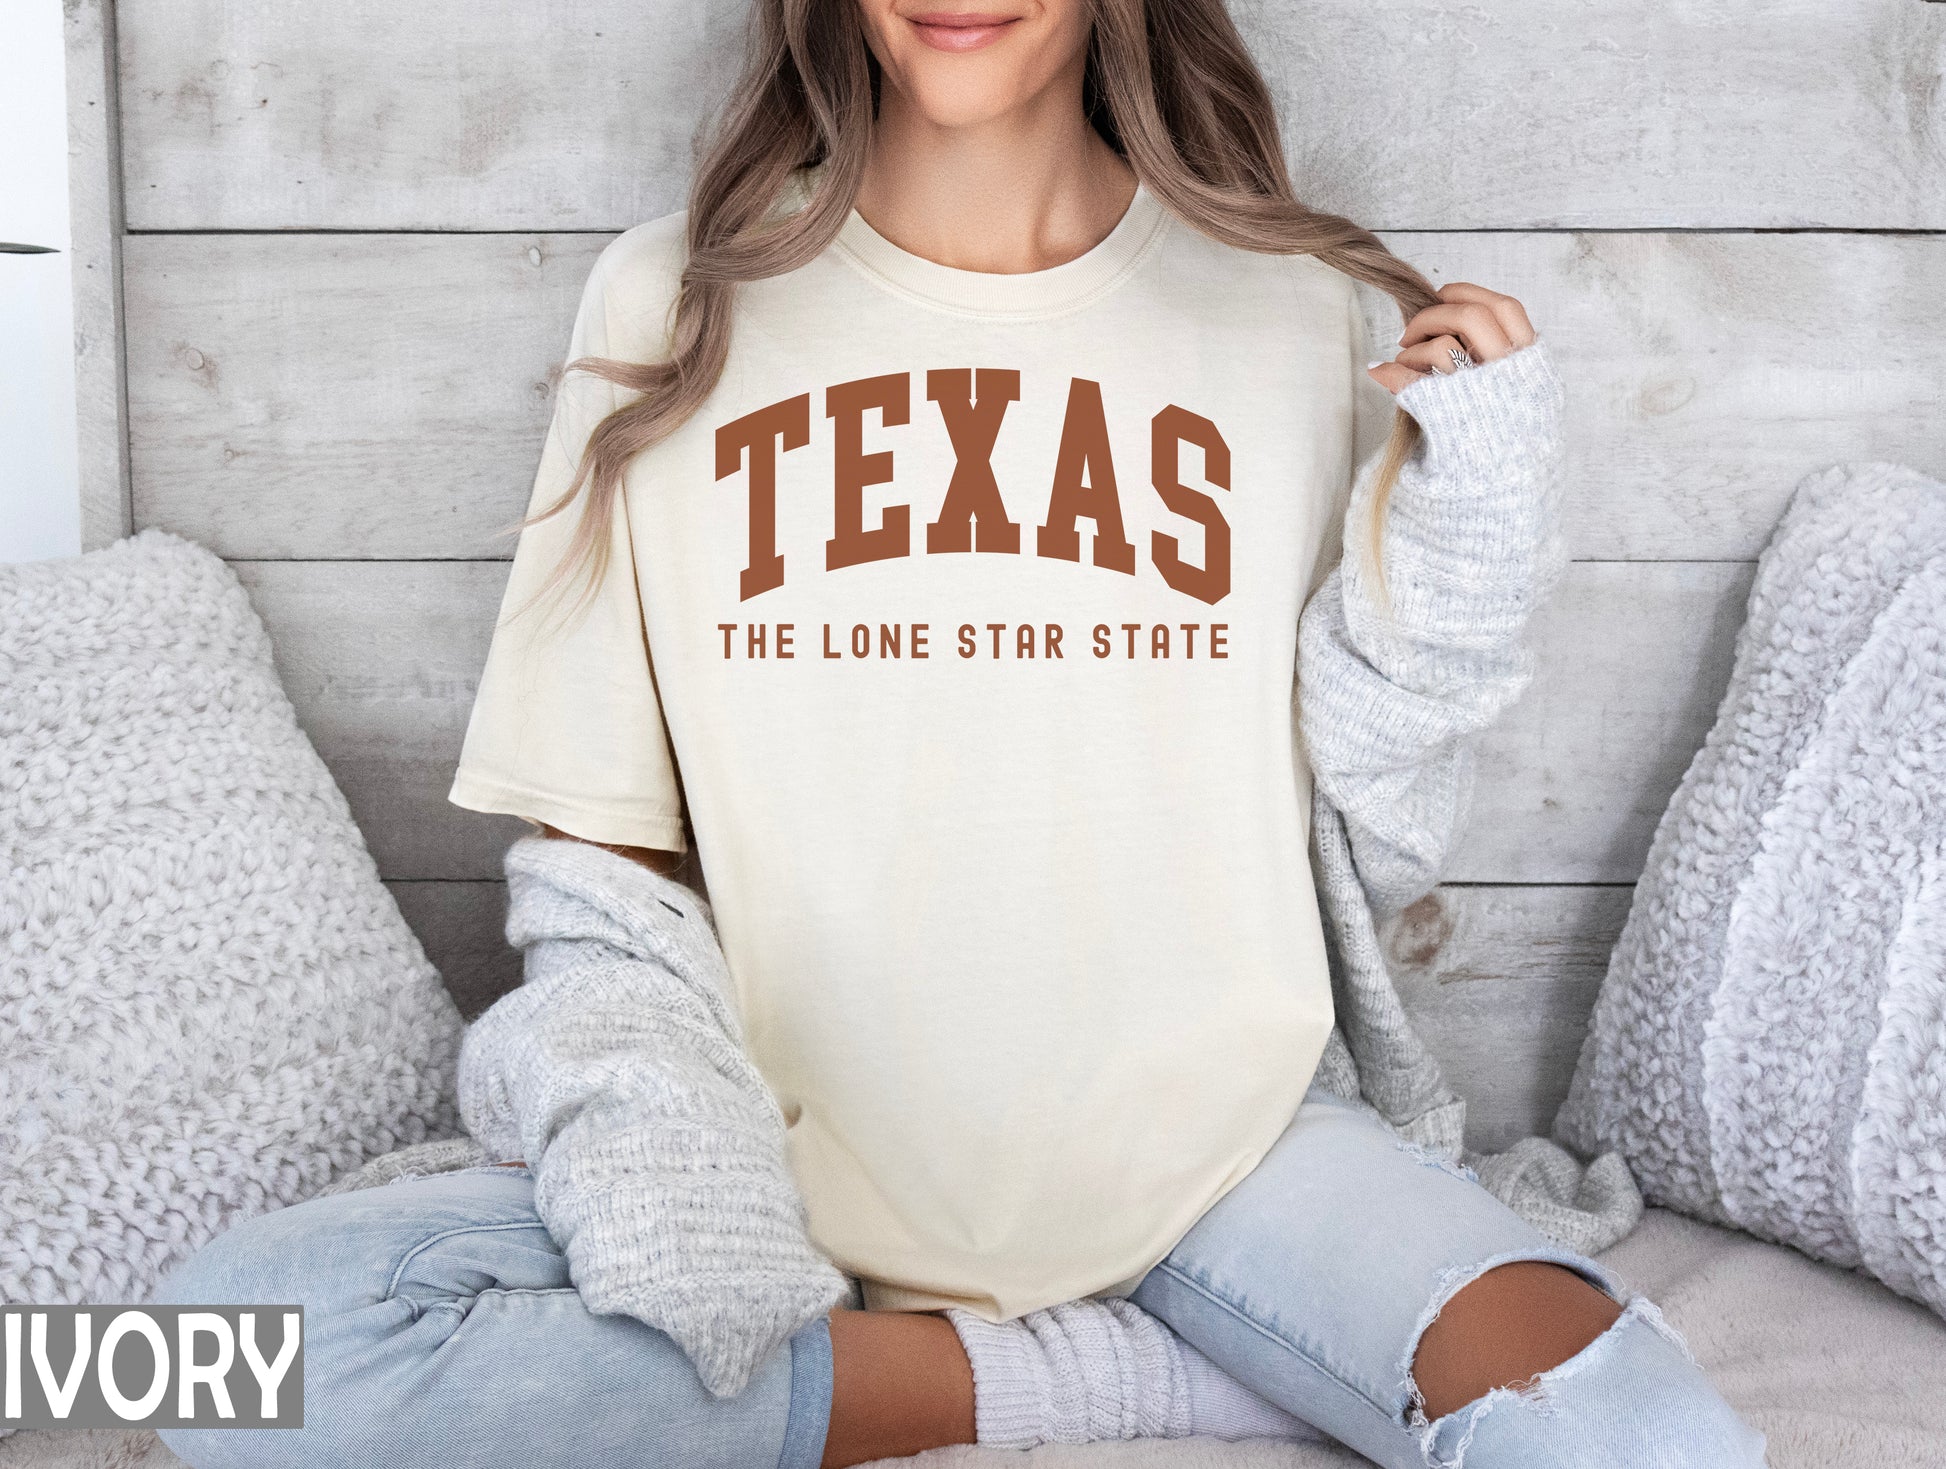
[535,819,686,876]
[1298,284,1566,919]
[459,833,846,1398]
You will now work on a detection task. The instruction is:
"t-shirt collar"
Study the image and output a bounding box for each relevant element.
[786,161,1169,319]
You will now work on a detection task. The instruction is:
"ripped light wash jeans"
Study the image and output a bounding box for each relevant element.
[1129,1084,1768,1468]
[155,1083,1767,1469]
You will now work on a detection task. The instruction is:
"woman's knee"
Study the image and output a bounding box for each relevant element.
[1408,1259,1624,1420]
[158,1167,551,1311]
[1407,1273,1768,1468]
[155,1198,354,1323]
[155,1169,556,1468]
[150,1203,382,1469]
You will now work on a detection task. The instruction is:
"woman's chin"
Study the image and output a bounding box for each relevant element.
[895,75,1041,133]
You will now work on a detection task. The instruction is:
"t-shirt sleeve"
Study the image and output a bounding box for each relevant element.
[447,246,688,852]
[1305,276,1400,604]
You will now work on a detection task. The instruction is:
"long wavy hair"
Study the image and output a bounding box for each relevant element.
[507,0,1436,627]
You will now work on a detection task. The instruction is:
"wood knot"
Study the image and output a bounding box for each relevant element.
[1386,892,1455,970]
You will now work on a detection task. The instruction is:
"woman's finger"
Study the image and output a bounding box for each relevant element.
[1366,359,1428,395]
[1432,282,1537,350]
[1399,301,1515,361]
[1393,335,1475,377]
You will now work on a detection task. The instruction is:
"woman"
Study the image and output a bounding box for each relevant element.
[157,2,1769,1466]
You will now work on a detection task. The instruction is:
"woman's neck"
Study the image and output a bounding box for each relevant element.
[853,82,1137,276]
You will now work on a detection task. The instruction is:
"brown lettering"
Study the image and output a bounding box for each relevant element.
[1037,378,1137,574]
[826,373,911,572]
[1150,405,1232,606]
[716,394,811,600]
[926,368,1021,554]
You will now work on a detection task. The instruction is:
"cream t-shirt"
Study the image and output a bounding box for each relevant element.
[450,166,1397,1316]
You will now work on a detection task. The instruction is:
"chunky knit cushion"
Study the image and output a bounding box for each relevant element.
[0,529,464,1308]
[1554,462,1946,1320]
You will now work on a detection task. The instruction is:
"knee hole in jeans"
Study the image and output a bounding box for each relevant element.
[1404,1258,1627,1425]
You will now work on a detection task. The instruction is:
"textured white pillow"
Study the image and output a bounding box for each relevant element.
[1555,462,1946,1319]
[1,529,464,1307]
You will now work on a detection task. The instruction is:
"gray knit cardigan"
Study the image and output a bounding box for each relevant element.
[447,335,1641,1399]
[1297,339,1640,1248]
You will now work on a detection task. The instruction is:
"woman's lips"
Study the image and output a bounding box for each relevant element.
[906,12,1021,52]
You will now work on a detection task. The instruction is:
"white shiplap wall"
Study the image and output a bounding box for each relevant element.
[109,0,1946,1142]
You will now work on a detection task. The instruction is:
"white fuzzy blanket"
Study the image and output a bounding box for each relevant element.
[7,1208,1939,1469]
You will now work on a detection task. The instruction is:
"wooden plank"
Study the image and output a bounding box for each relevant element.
[386,880,519,1020]
[229,558,1745,887]
[231,558,530,880]
[126,232,1946,562]
[118,0,742,232]
[125,233,606,560]
[66,0,131,548]
[1382,884,1635,1152]
[1363,233,1946,563]
[1253,0,1946,231]
[1456,560,1757,885]
[118,0,1946,231]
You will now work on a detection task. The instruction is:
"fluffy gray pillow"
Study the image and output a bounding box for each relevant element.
[1,529,464,1307]
[1554,461,1946,1319]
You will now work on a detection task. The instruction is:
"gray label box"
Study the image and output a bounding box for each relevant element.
[2,1306,303,1430]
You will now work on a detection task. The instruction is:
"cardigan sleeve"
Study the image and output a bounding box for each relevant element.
[457,835,847,1399]
[1296,323,1568,920]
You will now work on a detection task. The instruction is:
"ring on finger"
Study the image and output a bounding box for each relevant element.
[1447,345,1475,372]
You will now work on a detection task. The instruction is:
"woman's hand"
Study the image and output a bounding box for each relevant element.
[1367,282,1538,395]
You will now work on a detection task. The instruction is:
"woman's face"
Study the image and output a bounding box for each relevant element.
[854,2,1096,130]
